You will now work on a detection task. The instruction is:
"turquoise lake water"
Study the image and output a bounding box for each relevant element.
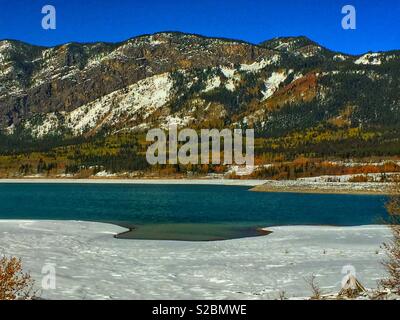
[0,183,388,240]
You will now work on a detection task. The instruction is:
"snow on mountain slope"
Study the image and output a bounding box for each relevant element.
[25,72,173,137]
[261,71,291,101]
[355,53,382,65]
[203,75,222,92]
[219,66,240,91]
[240,55,280,72]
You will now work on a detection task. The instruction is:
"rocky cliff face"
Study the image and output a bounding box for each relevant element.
[0,32,399,141]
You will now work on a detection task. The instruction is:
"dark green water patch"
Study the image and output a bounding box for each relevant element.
[114,223,270,241]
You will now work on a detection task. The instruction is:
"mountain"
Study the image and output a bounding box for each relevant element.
[0,32,399,160]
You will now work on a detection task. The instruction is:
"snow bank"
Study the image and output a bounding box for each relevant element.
[253,179,391,194]
[298,172,398,183]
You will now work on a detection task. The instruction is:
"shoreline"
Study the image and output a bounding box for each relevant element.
[0,218,387,242]
[0,178,266,187]
[0,177,393,195]
[0,219,388,237]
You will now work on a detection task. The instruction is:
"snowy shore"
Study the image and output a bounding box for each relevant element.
[251,180,392,195]
[0,220,391,300]
[0,178,266,187]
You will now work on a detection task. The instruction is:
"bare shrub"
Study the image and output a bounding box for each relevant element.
[380,181,400,294]
[306,274,323,300]
[277,290,288,300]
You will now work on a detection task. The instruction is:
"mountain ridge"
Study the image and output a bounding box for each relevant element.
[1,32,398,56]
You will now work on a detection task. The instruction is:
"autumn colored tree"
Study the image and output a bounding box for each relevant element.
[0,257,36,300]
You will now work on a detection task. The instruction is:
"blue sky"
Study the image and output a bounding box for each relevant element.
[0,0,399,54]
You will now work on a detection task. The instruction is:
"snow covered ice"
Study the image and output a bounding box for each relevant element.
[0,220,391,300]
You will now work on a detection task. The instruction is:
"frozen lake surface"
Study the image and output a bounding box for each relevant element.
[0,220,391,300]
